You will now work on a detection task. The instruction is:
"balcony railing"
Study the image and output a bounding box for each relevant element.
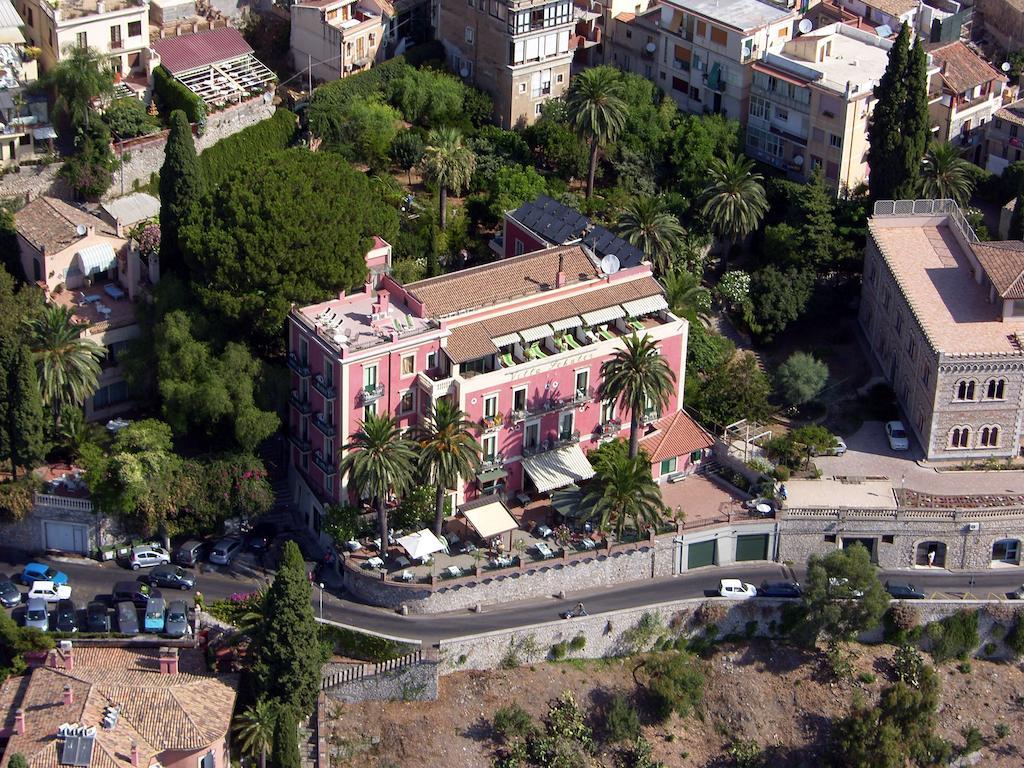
[479,453,505,472]
[480,414,505,433]
[596,418,622,436]
[510,389,592,424]
[312,413,337,438]
[358,382,384,404]
[313,450,337,476]
[289,432,312,453]
[417,371,456,399]
[522,431,581,457]
[312,373,337,400]
[288,353,311,377]
[641,410,660,426]
[289,390,312,415]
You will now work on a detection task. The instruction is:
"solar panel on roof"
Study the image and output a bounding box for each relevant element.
[60,729,96,767]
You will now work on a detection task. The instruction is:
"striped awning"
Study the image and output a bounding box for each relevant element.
[74,244,117,276]
[581,306,625,326]
[491,333,520,347]
[623,295,669,317]
[519,324,553,343]
[522,445,595,494]
[551,316,582,331]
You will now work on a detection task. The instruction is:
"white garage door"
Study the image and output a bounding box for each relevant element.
[43,521,89,554]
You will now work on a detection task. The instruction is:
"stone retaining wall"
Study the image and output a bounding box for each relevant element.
[321,659,439,703]
[0,497,129,556]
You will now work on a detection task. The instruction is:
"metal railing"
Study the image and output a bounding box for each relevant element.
[287,353,311,377]
[872,199,978,246]
[357,382,385,404]
[289,390,312,414]
[313,450,337,476]
[312,374,336,400]
[311,413,336,438]
[34,493,93,512]
[321,650,423,690]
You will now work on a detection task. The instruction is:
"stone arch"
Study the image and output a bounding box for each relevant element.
[948,425,971,449]
[992,539,1021,565]
[954,379,976,401]
[915,541,947,567]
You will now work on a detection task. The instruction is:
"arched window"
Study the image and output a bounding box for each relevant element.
[949,427,971,448]
[986,378,1006,400]
[955,380,976,401]
[979,426,1000,447]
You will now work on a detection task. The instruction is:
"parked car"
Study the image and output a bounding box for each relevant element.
[55,599,78,632]
[886,582,925,599]
[1011,584,1024,600]
[811,436,847,457]
[27,581,71,603]
[885,420,910,451]
[172,540,208,567]
[112,581,161,609]
[718,579,757,599]
[20,563,68,587]
[245,522,279,552]
[129,544,171,570]
[116,601,139,634]
[208,537,243,565]
[0,576,21,609]
[85,601,111,633]
[143,597,166,633]
[757,581,803,598]
[24,597,49,631]
[141,566,195,591]
[164,600,190,638]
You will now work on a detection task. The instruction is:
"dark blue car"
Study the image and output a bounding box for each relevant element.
[20,563,68,587]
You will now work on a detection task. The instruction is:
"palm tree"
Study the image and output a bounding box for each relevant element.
[25,304,104,431]
[418,127,476,230]
[233,699,277,768]
[615,196,687,275]
[919,143,975,205]
[662,269,711,323]
[339,413,417,553]
[700,153,768,257]
[565,67,628,198]
[45,45,113,129]
[578,450,668,540]
[597,333,676,458]
[414,399,482,536]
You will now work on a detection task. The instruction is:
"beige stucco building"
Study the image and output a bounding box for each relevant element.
[859,200,1024,461]
[289,0,388,82]
[438,0,575,127]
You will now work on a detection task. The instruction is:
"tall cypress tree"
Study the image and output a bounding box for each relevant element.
[0,342,45,479]
[250,541,325,717]
[867,22,912,200]
[898,37,931,200]
[159,110,204,276]
[270,707,300,768]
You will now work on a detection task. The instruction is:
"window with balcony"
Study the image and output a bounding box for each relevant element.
[749,95,767,121]
[524,421,540,451]
[574,369,589,399]
[364,364,378,388]
[426,350,438,370]
[513,386,527,415]
[482,434,497,462]
[559,411,574,441]
[601,401,614,423]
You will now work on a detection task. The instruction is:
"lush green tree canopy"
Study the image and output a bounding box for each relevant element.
[102,97,160,138]
[160,110,204,275]
[484,164,548,221]
[689,353,771,428]
[803,543,889,641]
[776,352,829,406]
[328,97,400,168]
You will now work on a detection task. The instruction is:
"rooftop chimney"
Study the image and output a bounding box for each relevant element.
[63,685,74,708]
[555,253,566,288]
[364,278,374,296]
[337,290,346,301]
[372,289,390,319]
[158,647,179,675]
[63,644,74,673]
[14,709,24,736]
[130,741,139,768]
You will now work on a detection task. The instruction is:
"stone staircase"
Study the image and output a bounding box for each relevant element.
[298,707,319,768]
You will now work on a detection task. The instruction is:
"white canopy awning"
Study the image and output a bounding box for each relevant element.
[74,244,117,276]
[396,528,446,560]
[519,324,553,343]
[581,305,625,326]
[551,316,582,331]
[491,333,520,347]
[462,499,519,540]
[522,444,595,494]
[623,295,669,317]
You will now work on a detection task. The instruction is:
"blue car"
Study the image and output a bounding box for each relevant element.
[21,563,68,587]
[143,597,165,633]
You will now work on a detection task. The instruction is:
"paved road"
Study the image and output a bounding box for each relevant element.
[815,421,1024,495]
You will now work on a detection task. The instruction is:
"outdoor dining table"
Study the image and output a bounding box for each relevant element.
[365,556,384,569]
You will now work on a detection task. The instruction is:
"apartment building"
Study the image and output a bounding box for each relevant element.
[653,0,798,120]
[0,0,50,167]
[287,239,696,530]
[859,199,1024,461]
[927,40,1005,165]
[438,0,575,127]
[985,98,1024,174]
[290,0,388,82]
[807,0,919,37]
[744,24,893,190]
[16,0,150,76]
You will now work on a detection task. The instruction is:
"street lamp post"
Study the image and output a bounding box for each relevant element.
[318,582,325,621]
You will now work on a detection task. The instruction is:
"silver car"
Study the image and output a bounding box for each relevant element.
[208,537,243,565]
[24,597,49,632]
[164,600,190,638]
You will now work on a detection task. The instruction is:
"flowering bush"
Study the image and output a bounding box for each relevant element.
[137,224,160,256]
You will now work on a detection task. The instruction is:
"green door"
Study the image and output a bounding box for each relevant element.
[736,534,769,562]
[687,540,717,569]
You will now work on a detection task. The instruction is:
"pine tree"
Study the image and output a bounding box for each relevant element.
[898,37,930,200]
[867,22,912,201]
[0,342,46,479]
[159,110,204,275]
[250,541,325,717]
[270,707,300,768]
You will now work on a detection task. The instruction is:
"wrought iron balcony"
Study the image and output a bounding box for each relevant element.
[289,390,312,415]
[480,414,505,433]
[479,453,505,472]
[287,353,311,377]
[569,386,594,407]
[289,432,312,453]
[312,373,337,400]
[313,450,337,476]
[522,431,580,457]
[358,382,385,404]
[641,410,660,426]
[312,413,336,437]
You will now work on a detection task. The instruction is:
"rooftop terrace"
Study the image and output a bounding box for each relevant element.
[297,289,438,353]
[50,278,139,334]
[54,0,147,21]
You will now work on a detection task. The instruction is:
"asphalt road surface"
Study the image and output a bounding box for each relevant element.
[1,550,1021,645]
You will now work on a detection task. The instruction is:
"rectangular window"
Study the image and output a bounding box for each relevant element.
[483,393,498,418]
[524,421,540,450]
[811,155,823,170]
[601,401,614,423]
[696,20,706,37]
[775,106,788,121]
[110,25,121,46]
[574,369,589,398]
[363,402,377,420]
[559,411,574,440]
[76,31,87,47]
[513,387,527,412]
[92,380,129,410]
[829,133,842,148]
[127,20,141,36]
[426,351,437,370]
[465,26,474,44]
[364,364,378,387]
[399,390,415,414]
[749,95,767,120]
[659,457,677,476]
[672,76,688,93]
[709,25,727,45]
[482,434,497,461]
[401,354,415,376]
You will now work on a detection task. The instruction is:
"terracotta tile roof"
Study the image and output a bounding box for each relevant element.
[639,410,714,463]
[994,99,1024,128]
[443,276,665,363]
[405,245,601,318]
[862,0,917,17]
[14,198,115,253]
[152,28,253,75]
[0,648,237,768]
[928,41,1002,94]
[971,241,1024,299]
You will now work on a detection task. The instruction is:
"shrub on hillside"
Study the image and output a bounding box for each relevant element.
[925,610,979,663]
[493,703,535,742]
[603,693,641,743]
[199,108,297,189]
[883,602,921,644]
[639,652,705,723]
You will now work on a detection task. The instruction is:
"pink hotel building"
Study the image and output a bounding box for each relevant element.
[286,238,707,533]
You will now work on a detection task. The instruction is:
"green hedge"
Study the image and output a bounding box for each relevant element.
[199,108,298,189]
[153,66,206,124]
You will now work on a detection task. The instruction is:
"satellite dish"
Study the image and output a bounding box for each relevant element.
[645,42,657,53]
[798,18,813,34]
[459,67,470,78]
[793,154,804,166]
[1002,62,1011,73]
[75,224,87,236]
[600,254,620,275]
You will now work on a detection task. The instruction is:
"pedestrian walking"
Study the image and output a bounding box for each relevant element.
[194,590,205,612]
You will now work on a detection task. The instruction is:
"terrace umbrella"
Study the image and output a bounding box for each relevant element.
[396,528,446,562]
